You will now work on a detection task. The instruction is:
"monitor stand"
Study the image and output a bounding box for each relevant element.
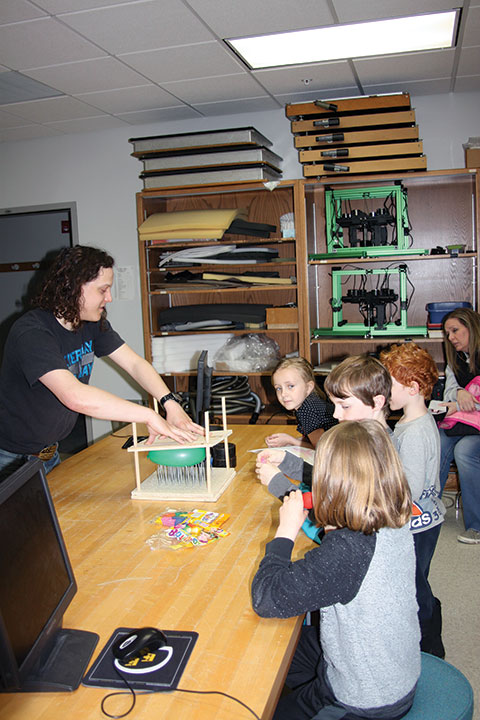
[22,629,99,692]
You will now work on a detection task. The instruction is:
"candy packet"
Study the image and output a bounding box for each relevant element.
[147,508,230,550]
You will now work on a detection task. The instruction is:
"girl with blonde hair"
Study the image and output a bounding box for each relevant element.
[252,421,420,720]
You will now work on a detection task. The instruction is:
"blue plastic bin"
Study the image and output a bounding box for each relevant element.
[426,302,472,324]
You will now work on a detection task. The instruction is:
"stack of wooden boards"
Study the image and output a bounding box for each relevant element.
[129,127,283,189]
[286,92,426,178]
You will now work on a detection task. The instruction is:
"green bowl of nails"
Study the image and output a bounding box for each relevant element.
[147,447,206,467]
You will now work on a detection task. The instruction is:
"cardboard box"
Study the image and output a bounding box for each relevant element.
[266,307,298,329]
[465,148,480,168]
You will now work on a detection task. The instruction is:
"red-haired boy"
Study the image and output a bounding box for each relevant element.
[380,342,445,658]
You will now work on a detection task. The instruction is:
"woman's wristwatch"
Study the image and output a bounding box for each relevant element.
[159,391,182,411]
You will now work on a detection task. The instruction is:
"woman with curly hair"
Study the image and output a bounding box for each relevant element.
[0,246,202,479]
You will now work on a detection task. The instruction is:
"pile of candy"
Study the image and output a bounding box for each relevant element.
[146,509,230,550]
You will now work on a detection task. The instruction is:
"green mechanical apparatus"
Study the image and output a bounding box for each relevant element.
[312,266,427,338]
[310,184,429,259]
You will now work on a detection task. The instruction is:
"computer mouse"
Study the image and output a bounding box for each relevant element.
[112,627,167,661]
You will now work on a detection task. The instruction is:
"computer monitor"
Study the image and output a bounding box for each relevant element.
[195,350,213,425]
[0,458,98,692]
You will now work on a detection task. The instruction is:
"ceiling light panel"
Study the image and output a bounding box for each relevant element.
[226,10,460,69]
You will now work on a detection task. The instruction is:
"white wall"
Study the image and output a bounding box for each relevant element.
[1,90,479,440]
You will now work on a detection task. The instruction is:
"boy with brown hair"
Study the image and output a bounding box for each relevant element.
[324,354,391,426]
[380,342,445,658]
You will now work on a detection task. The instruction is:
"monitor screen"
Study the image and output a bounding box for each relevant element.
[0,459,97,692]
[195,349,212,425]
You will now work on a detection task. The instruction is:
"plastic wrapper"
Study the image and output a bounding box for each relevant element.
[146,508,230,550]
[213,333,281,372]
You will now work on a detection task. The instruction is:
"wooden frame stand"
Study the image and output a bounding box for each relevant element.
[128,396,235,502]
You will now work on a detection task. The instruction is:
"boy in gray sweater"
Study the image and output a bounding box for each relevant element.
[381,342,445,658]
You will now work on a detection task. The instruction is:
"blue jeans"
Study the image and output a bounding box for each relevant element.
[413,526,444,657]
[438,429,480,531]
[0,446,60,482]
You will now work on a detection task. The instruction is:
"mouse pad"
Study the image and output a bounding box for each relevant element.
[82,628,198,691]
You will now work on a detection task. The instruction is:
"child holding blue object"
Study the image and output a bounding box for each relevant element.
[252,421,420,720]
[265,357,336,450]
[380,343,445,658]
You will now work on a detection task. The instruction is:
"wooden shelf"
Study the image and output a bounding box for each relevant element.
[310,336,442,344]
[136,180,309,413]
[154,327,297,338]
[152,260,296,271]
[150,284,297,296]
[136,169,479,397]
[309,252,476,265]
[303,168,479,368]
[144,236,296,249]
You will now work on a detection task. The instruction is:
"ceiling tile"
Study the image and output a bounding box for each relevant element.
[454,75,480,92]
[362,78,452,96]
[0,0,47,24]
[0,0,477,143]
[3,95,107,122]
[44,115,130,133]
[0,108,31,128]
[274,86,360,104]
[0,17,106,70]
[60,0,214,55]
[117,106,203,124]
[75,85,182,113]
[332,0,463,23]
[24,58,149,95]
[186,0,334,36]
[253,60,356,94]
[457,46,480,75]
[0,71,62,104]
[162,73,268,104]
[35,0,136,11]
[119,43,244,83]
[354,49,455,85]
[193,96,280,116]
[461,5,480,46]
[0,124,63,141]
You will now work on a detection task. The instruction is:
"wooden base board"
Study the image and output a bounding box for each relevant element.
[299,141,423,162]
[294,126,419,149]
[131,466,236,502]
[303,155,427,177]
[285,93,411,118]
[291,110,416,134]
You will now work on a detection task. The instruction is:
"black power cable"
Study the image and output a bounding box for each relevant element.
[101,668,261,719]
[210,376,263,422]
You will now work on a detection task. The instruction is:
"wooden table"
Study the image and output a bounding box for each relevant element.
[0,425,311,720]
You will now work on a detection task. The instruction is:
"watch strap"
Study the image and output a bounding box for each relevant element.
[159,392,181,411]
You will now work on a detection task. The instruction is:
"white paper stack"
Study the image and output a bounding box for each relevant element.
[151,333,234,374]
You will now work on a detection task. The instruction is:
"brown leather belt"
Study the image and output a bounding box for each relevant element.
[34,444,58,461]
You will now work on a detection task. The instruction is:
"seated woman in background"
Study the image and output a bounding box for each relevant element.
[438,307,480,545]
